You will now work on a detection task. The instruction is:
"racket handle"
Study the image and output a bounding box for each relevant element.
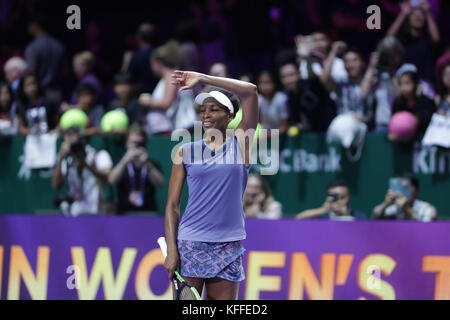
[157,236,168,258]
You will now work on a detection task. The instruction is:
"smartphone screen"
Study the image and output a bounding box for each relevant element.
[389,178,411,199]
[327,193,339,202]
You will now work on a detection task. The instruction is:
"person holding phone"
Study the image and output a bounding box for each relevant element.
[386,0,440,83]
[372,173,436,221]
[296,181,366,220]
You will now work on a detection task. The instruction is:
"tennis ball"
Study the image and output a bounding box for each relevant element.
[227,109,264,139]
[60,109,88,130]
[101,110,129,132]
[227,109,242,129]
[255,123,263,138]
[287,126,299,137]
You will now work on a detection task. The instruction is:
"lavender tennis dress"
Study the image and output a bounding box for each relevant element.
[177,134,250,281]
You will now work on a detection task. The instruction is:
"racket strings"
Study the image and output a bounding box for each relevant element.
[179,285,197,300]
[173,279,198,300]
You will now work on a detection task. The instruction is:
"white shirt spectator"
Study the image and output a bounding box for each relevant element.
[300,57,348,83]
[144,79,196,135]
[61,145,112,216]
[255,201,283,219]
[374,72,396,128]
[258,92,289,130]
[378,199,437,222]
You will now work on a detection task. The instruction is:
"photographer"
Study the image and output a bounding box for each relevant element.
[372,173,436,221]
[108,124,164,215]
[296,181,366,221]
[51,126,112,216]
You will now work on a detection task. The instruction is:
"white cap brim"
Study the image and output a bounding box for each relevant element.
[194,90,234,113]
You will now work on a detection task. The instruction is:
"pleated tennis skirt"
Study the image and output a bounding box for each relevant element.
[177,239,245,282]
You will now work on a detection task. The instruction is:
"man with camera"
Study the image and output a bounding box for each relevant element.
[51,126,113,215]
[295,180,366,220]
[372,173,436,221]
[108,124,164,214]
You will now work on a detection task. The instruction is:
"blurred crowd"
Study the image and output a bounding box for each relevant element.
[0,0,448,220]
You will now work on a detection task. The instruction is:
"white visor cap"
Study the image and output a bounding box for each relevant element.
[194,90,234,114]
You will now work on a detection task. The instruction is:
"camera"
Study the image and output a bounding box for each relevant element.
[132,140,146,148]
[69,137,86,157]
[53,195,75,207]
[327,193,339,202]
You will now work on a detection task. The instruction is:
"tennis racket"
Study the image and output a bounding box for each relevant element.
[157,237,202,300]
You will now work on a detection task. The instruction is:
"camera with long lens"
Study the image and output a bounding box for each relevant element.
[69,137,86,158]
[132,140,146,148]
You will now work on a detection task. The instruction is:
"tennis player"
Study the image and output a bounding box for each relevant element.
[164,70,259,300]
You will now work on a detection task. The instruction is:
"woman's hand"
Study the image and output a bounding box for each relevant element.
[164,249,180,279]
[171,70,202,91]
[368,52,379,69]
[294,34,313,58]
[330,41,347,56]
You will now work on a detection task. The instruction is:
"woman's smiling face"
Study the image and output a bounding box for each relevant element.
[199,97,233,131]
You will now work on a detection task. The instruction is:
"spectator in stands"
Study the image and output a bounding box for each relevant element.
[329,0,376,56]
[435,59,450,116]
[70,51,103,105]
[243,174,282,219]
[209,62,228,77]
[257,70,289,135]
[25,14,65,100]
[388,69,436,141]
[139,41,196,135]
[372,173,436,221]
[296,30,348,83]
[127,22,158,94]
[109,73,143,126]
[239,73,255,84]
[361,37,405,133]
[74,83,105,136]
[279,60,335,132]
[387,0,440,83]
[175,19,201,72]
[296,180,366,220]
[0,82,18,135]
[321,42,375,128]
[108,124,164,214]
[3,56,27,94]
[52,126,113,216]
[394,63,435,100]
[15,72,60,135]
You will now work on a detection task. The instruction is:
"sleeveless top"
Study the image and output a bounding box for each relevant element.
[177,135,250,242]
